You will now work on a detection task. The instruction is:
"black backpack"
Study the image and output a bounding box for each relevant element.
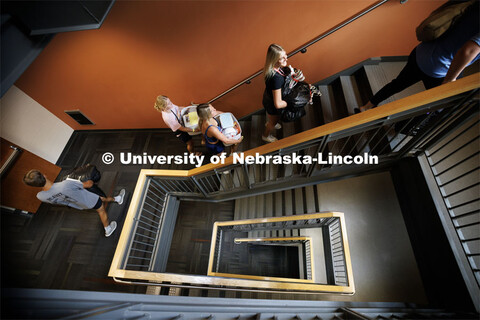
[63,164,101,182]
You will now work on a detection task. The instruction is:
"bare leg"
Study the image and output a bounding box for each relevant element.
[100,196,115,202]
[186,140,195,154]
[263,114,280,138]
[230,144,238,154]
[96,204,109,228]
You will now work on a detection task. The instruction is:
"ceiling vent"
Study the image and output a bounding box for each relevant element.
[65,110,95,125]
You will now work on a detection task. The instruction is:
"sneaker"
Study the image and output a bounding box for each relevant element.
[262,135,278,143]
[265,123,282,130]
[116,189,125,205]
[105,221,117,237]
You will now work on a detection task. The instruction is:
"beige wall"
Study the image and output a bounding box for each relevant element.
[0,85,73,164]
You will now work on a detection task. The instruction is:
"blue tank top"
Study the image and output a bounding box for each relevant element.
[204,125,225,154]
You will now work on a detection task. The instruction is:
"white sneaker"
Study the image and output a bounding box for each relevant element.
[105,221,117,237]
[262,135,278,143]
[116,189,125,205]
[265,122,282,130]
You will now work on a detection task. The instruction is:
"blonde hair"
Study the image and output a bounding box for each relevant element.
[263,44,285,82]
[154,95,168,112]
[197,103,212,131]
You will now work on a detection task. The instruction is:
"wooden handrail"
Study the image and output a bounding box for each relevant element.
[155,73,479,177]
[234,237,311,243]
[109,74,477,293]
[111,212,352,293]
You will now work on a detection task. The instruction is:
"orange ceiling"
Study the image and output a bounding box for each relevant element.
[15,0,443,130]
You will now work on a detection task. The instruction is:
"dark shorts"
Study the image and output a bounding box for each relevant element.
[262,90,281,115]
[206,141,225,155]
[86,184,107,198]
[263,102,281,116]
[174,130,192,143]
[92,197,103,210]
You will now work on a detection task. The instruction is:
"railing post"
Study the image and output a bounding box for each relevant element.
[241,164,252,189]
[190,176,208,198]
[307,135,329,177]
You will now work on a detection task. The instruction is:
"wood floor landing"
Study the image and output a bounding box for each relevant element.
[2,129,192,293]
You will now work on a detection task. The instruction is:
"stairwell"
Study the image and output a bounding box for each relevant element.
[112,57,479,317]
[235,57,425,154]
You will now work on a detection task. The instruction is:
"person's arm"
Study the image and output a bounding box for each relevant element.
[209,126,243,145]
[176,125,195,133]
[82,180,94,189]
[162,111,195,133]
[272,89,287,109]
[443,40,480,83]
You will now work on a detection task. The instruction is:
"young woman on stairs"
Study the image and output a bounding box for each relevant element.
[197,104,243,157]
[261,44,288,143]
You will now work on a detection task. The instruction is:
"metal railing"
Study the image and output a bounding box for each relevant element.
[233,236,315,281]
[207,0,390,104]
[328,218,348,286]
[124,177,168,271]
[110,75,479,293]
[208,213,352,289]
[163,86,480,203]
[418,109,480,311]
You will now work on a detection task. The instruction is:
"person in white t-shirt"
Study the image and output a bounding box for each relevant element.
[154,95,222,154]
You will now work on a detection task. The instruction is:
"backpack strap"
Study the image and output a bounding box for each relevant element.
[170,110,183,126]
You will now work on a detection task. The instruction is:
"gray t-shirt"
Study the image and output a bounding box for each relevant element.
[37,178,99,210]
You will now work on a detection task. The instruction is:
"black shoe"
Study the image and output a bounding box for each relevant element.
[354,108,361,114]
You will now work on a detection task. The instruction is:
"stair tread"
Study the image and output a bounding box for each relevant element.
[340,75,362,115]
[251,114,265,149]
[364,62,426,107]
[300,103,318,132]
[318,85,335,123]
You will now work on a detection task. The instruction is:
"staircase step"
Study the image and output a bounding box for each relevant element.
[237,120,250,152]
[255,194,265,237]
[300,103,318,132]
[265,192,274,217]
[250,114,265,149]
[318,85,335,123]
[304,185,316,213]
[380,61,426,102]
[331,78,351,120]
[364,62,426,107]
[240,197,249,220]
[281,120,297,138]
[284,189,294,237]
[274,191,284,237]
[364,64,396,106]
[294,187,304,214]
[340,75,363,116]
[234,196,243,220]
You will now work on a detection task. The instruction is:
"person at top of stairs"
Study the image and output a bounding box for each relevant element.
[197,103,243,157]
[261,44,291,143]
[357,2,479,113]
